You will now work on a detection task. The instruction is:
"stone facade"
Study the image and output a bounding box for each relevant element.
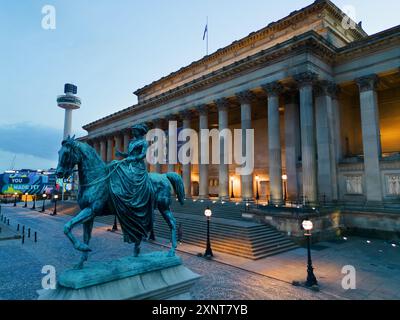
[81,1,400,211]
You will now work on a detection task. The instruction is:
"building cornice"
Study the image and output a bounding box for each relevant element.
[83,31,337,131]
[133,0,365,99]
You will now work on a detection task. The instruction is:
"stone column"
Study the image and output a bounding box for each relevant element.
[262,82,284,205]
[123,130,130,153]
[356,74,383,203]
[153,119,163,174]
[198,105,209,199]
[216,98,230,201]
[100,139,107,162]
[106,136,113,163]
[294,72,318,205]
[331,87,343,162]
[114,134,123,160]
[315,81,337,201]
[181,112,192,198]
[284,91,301,202]
[236,90,255,201]
[166,115,177,173]
[93,140,100,155]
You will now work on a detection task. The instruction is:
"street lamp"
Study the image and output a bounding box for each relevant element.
[255,176,260,201]
[204,207,213,258]
[282,174,288,204]
[13,193,18,207]
[230,177,235,199]
[31,194,36,210]
[41,193,47,213]
[52,195,59,216]
[24,193,29,208]
[302,218,318,288]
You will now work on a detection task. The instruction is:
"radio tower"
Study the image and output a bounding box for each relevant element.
[57,84,81,139]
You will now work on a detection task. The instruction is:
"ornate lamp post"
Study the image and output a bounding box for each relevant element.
[204,207,213,258]
[230,177,235,199]
[24,193,29,208]
[13,193,18,207]
[41,193,47,213]
[31,194,36,210]
[302,219,318,288]
[52,195,59,216]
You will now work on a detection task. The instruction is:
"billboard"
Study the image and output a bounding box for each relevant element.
[0,171,57,195]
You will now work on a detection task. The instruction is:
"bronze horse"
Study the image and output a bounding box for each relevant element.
[56,136,185,269]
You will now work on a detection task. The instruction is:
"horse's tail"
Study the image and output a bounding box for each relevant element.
[166,172,185,205]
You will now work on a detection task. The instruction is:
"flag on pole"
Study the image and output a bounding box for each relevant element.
[203,23,208,41]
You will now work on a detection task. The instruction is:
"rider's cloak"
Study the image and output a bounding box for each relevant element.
[108,139,154,243]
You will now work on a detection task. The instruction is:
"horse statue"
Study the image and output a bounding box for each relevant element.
[55,130,185,269]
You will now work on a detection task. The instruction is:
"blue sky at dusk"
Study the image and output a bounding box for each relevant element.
[0,0,399,171]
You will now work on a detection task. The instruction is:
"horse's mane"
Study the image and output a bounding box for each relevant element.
[75,141,104,165]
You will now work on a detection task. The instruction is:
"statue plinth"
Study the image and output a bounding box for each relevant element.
[37,252,201,300]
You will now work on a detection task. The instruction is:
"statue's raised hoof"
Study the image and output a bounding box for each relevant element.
[76,243,92,252]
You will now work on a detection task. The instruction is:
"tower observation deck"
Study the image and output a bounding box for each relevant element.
[57,84,81,139]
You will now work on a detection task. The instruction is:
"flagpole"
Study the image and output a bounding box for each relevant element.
[206,16,209,56]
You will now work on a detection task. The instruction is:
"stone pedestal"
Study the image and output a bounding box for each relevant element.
[37,252,201,300]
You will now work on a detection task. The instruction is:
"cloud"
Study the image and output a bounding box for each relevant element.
[0,149,57,172]
[0,122,63,161]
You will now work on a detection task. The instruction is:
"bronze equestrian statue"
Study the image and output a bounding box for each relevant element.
[55,124,185,269]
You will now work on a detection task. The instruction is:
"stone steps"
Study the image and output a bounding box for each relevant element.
[54,201,298,260]
[152,212,298,260]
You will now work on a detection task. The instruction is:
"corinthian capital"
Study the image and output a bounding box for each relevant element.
[198,104,209,116]
[215,98,230,112]
[355,74,379,93]
[261,82,283,97]
[180,109,194,121]
[293,71,318,88]
[314,80,338,98]
[236,90,256,104]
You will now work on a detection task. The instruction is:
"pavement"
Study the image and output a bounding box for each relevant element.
[0,203,399,300]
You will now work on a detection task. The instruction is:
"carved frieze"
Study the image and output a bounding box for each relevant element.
[386,175,400,196]
[345,175,363,195]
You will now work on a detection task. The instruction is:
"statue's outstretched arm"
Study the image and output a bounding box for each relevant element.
[136,142,148,161]
[115,150,128,158]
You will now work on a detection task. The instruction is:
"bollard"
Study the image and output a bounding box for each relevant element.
[7,219,10,226]
[34,232,37,243]
[22,226,25,234]
[17,224,20,231]
[22,232,25,244]
[28,228,31,238]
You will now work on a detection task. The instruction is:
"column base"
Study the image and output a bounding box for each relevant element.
[198,195,210,201]
[270,199,284,206]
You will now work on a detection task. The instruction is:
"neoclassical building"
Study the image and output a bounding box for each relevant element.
[82,0,400,210]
